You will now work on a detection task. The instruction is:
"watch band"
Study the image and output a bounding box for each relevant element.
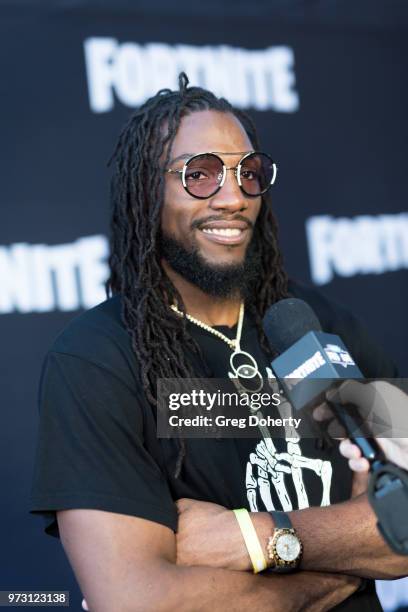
[269,511,293,530]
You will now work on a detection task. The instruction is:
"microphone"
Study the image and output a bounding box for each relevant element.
[262,298,386,467]
[262,297,408,555]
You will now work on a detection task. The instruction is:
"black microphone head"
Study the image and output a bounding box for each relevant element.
[263,298,322,354]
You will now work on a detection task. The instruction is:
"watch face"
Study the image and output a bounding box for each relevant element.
[276,533,301,562]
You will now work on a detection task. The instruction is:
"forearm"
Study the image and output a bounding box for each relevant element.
[121,563,360,612]
[253,494,408,579]
[176,494,408,582]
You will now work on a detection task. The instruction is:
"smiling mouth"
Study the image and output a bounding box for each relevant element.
[202,228,243,237]
[198,226,249,245]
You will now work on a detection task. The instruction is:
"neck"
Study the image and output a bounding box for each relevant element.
[162,260,242,327]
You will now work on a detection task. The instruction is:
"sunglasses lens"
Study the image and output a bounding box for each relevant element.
[239,153,275,196]
[184,154,223,198]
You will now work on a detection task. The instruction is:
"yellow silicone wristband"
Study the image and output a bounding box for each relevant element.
[233,508,267,573]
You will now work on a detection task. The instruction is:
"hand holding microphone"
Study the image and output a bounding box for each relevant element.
[320,380,408,473]
[262,298,408,555]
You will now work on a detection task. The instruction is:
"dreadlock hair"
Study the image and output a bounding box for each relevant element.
[106,73,289,476]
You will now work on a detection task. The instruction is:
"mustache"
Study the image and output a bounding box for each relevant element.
[191,214,254,230]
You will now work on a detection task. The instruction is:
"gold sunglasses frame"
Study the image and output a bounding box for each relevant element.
[166,151,278,199]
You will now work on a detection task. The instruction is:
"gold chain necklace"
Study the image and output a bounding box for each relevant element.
[170,302,244,350]
[170,301,264,393]
[170,302,265,396]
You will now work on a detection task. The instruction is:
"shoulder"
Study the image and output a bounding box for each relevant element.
[52,294,125,350]
[48,294,139,385]
[288,279,398,377]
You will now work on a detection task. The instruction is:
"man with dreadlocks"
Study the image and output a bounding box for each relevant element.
[31,74,407,611]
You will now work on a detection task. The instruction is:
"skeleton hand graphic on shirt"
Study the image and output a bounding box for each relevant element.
[246,436,333,512]
[229,362,333,511]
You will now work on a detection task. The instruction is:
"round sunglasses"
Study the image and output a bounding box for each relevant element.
[166,151,277,199]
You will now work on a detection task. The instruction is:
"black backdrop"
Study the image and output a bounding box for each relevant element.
[1,1,408,610]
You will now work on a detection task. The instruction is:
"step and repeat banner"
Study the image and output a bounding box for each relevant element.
[1,1,407,609]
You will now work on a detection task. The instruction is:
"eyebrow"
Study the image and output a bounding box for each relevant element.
[168,151,253,165]
[168,153,194,165]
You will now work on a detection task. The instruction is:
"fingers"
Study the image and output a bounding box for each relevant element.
[326,419,347,439]
[339,439,362,460]
[339,439,370,473]
[313,402,346,438]
[82,599,89,611]
[349,457,370,472]
[331,380,378,421]
[313,404,333,422]
[176,498,197,514]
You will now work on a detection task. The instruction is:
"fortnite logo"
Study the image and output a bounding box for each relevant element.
[84,38,299,114]
[285,350,326,381]
[306,213,408,285]
[0,235,109,314]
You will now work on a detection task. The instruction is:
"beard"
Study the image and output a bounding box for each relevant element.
[158,231,260,299]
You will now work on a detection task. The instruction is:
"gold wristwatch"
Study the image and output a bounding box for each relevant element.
[266,511,303,572]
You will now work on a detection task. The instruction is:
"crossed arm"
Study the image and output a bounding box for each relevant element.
[57,477,408,612]
[58,508,359,612]
[176,491,408,580]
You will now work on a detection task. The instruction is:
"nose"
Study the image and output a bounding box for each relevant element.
[209,168,248,213]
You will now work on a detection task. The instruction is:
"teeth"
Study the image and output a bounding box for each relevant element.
[202,228,242,237]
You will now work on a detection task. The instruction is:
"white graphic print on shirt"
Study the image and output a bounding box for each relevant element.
[229,363,333,511]
[246,436,333,511]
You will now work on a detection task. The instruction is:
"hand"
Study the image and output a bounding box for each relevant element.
[313,381,378,439]
[314,381,408,472]
[340,437,408,473]
[176,498,249,571]
[312,396,369,495]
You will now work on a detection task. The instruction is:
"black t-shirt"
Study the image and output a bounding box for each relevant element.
[30,281,397,611]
